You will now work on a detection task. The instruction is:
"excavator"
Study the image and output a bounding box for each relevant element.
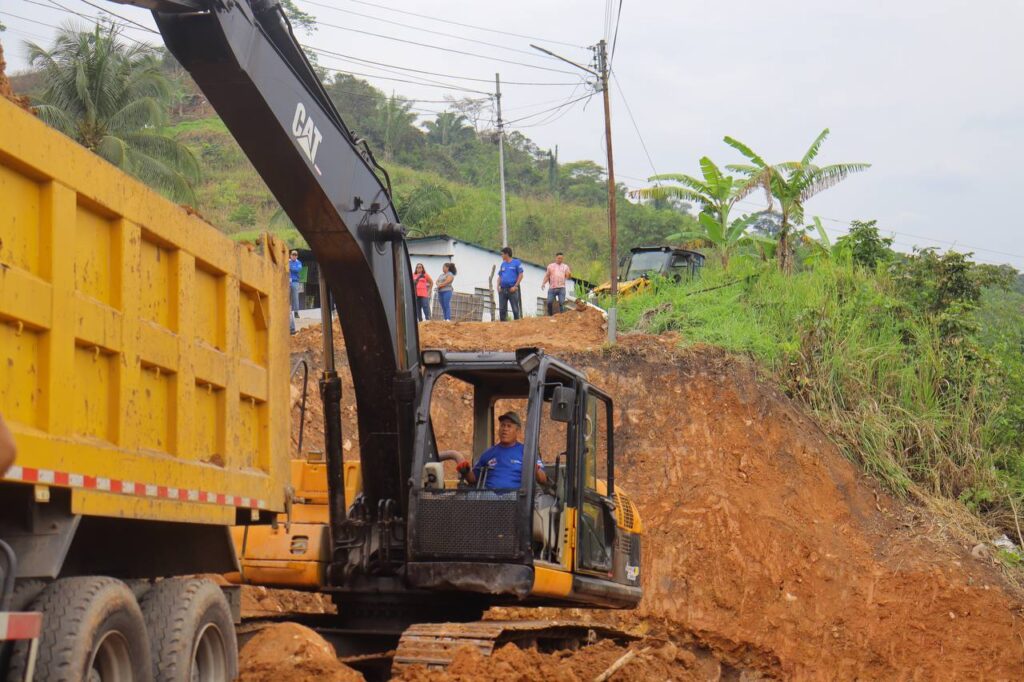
[111,0,643,672]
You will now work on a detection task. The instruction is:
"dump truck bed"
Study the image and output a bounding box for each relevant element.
[0,97,290,525]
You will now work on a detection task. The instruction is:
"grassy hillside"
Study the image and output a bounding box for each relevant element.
[170,117,695,283]
[619,250,1024,550]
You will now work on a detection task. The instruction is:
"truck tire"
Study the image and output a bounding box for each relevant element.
[7,576,153,682]
[139,578,237,682]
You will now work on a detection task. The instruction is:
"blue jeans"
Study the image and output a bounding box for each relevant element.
[438,289,453,320]
[289,281,301,332]
[498,287,521,321]
[416,296,431,321]
[546,287,566,315]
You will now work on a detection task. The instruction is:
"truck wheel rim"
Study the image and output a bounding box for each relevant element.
[191,623,228,682]
[87,631,133,682]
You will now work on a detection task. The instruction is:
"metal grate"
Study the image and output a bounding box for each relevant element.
[412,489,522,560]
[615,493,635,530]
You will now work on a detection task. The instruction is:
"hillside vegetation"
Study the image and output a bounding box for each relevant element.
[169,116,689,282]
[618,239,1024,549]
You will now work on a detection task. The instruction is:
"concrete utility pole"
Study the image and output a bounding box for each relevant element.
[531,41,619,343]
[596,39,619,343]
[495,73,509,248]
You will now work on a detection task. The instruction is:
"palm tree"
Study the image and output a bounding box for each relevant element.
[634,157,767,269]
[423,111,471,146]
[724,129,869,273]
[26,23,199,203]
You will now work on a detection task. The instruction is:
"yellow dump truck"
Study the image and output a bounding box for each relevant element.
[0,96,290,680]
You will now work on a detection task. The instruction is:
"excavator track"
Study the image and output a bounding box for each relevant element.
[392,620,638,671]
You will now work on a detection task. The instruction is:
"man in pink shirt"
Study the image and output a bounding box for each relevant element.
[541,252,572,315]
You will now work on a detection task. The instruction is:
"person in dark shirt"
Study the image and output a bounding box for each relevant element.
[496,247,524,321]
[451,411,547,489]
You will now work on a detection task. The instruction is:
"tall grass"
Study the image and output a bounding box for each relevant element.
[619,257,1024,537]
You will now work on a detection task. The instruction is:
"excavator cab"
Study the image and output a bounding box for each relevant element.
[406,348,641,609]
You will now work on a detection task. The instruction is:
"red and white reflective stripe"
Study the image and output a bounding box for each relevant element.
[2,465,266,510]
[0,612,42,641]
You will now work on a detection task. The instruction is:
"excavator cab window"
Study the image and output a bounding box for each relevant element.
[577,389,615,575]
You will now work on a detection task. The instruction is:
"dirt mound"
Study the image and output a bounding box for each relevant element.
[241,585,336,618]
[0,40,31,111]
[287,312,1024,678]
[238,622,364,682]
[394,639,737,682]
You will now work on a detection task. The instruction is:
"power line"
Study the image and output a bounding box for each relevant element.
[611,73,658,182]
[297,1,561,61]
[507,85,587,129]
[12,0,157,47]
[326,0,588,50]
[503,91,594,125]
[298,21,580,75]
[312,57,492,95]
[73,0,158,34]
[303,48,581,87]
[308,46,492,94]
[609,0,623,68]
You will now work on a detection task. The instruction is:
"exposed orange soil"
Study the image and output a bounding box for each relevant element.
[237,622,364,682]
[278,309,1024,679]
[0,40,31,111]
[241,585,336,618]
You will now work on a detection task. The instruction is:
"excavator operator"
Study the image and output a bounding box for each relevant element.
[448,412,548,490]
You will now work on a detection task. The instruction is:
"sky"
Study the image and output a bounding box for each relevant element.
[2,0,1022,268]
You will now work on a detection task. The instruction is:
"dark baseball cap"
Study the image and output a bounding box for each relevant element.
[497,411,522,427]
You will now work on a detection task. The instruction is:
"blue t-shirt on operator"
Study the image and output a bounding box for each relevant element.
[498,258,523,289]
[473,442,544,489]
[289,259,303,284]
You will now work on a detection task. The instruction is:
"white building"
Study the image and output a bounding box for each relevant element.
[407,235,580,320]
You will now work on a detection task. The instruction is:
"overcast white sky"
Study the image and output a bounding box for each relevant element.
[3,0,1022,267]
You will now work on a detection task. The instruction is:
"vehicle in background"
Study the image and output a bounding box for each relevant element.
[591,246,705,299]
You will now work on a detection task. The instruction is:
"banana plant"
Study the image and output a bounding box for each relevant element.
[633,157,767,269]
[724,129,870,273]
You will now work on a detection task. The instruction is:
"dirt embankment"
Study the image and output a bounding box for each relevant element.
[278,308,1024,679]
[0,40,31,111]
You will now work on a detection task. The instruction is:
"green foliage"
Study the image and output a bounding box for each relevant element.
[619,255,1024,538]
[27,23,199,203]
[834,219,894,269]
[229,203,256,227]
[725,129,870,273]
[635,158,768,269]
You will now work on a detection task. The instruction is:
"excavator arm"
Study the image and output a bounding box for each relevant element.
[111,0,422,518]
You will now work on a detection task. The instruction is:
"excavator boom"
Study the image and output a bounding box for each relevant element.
[112,0,422,515]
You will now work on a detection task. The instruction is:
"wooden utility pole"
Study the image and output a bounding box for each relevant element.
[531,41,620,342]
[495,73,509,248]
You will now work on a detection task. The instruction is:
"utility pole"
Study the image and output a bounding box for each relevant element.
[532,41,619,343]
[596,39,618,343]
[495,73,509,248]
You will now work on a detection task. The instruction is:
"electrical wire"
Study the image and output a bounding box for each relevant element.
[299,48,581,87]
[295,22,580,75]
[504,91,594,125]
[296,1,562,61]
[323,0,588,50]
[308,46,495,95]
[609,0,623,68]
[73,0,158,34]
[611,73,659,182]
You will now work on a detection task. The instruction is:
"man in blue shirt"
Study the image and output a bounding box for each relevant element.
[289,250,302,335]
[455,411,547,489]
[496,247,524,321]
